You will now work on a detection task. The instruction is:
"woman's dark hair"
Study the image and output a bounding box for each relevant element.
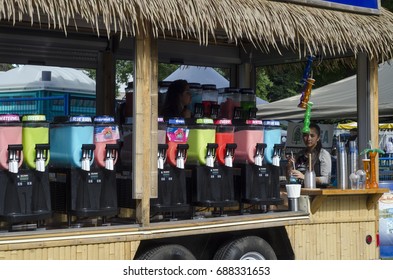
[160,79,188,118]
[309,122,322,154]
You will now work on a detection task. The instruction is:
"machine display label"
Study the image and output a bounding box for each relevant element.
[210,168,222,179]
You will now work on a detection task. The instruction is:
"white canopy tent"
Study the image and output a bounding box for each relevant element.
[257,61,393,120]
[164,65,230,88]
[164,65,268,104]
[0,65,96,94]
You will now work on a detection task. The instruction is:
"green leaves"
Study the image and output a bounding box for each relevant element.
[360,148,385,155]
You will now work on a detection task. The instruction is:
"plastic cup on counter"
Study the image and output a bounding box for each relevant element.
[356,169,366,190]
[349,172,359,190]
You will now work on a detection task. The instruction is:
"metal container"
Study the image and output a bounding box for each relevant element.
[337,141,348,189]
[348,140,358,175]
[304,170,316,189]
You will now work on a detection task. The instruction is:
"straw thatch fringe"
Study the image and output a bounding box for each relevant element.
[1,0,393,60]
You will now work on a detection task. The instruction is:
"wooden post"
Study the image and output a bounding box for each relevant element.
[133,21,157,226]
[96,50,116,115]
[369,57,379,182]
[237,63,256,89]
[150,39,158,199]
[357,54,379,186]
[357,53,370,161]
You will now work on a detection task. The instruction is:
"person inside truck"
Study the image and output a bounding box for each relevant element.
[160,79,192,118]
[287,123,332,186]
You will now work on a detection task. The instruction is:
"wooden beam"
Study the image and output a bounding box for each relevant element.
[96,50,116,115]
[369,57,379,182]
[150,39,158,199]
[310,195,327,214]
[133,22,154,226]
[356,53,370,164]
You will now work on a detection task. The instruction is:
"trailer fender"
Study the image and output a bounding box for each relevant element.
[213,236,277,260]
[135,244,196,260]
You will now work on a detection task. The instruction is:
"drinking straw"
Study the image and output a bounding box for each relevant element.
[308,153,312,172]
[291,151,295,169]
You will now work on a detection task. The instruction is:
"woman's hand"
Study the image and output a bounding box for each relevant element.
[286,155,295,169]
[291,169,304,180]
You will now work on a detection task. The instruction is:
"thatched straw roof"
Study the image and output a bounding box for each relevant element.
[1,0,393,60]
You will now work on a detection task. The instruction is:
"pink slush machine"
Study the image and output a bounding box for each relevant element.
[233,109,282,213]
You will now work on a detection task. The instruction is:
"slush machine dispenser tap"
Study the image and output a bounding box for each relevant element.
[233,107,243,120]
[104,143,119,171]
[176,144,189,169]
[224,143,237,167]
[35,144,50,172]
[205,143,218,168]
[8,144,23,173]
[254,143,267,167]
[158,144,168,170]
[272,144,284,167]
[81,144,95,171]
[210,104,221,120]
[193,103,204,118]
[248,107,258,120]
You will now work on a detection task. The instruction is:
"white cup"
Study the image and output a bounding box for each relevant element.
[286,184,301,198]
[286,184,301,211]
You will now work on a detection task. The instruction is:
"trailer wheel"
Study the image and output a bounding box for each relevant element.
[214,236,277,260]
[136,244,196,260]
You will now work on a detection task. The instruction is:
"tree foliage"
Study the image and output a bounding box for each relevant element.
[0,64,13,71]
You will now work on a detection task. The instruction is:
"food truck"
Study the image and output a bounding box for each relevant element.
[0,0,392,260]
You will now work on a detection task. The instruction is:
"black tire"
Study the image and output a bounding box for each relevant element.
[136,244,196,260]
[214,236,277,260]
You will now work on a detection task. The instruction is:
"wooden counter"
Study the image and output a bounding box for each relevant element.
[301,188,389,214]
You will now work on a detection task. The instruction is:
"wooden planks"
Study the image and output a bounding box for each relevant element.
[286,221,378,260]
[301,188,389,214]
[0,241,141,260]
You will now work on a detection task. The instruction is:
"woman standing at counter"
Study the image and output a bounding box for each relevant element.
[287,123,332,186]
